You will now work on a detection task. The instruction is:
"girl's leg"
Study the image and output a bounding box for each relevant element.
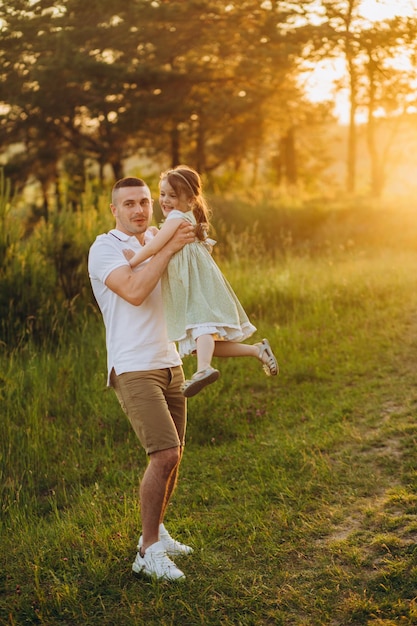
[213,339,279,376]
[195,334,216,371]
[182,334,219,397]
[213,341,258,358]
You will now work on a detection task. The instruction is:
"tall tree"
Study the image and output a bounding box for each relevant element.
[0,0,323,200]
[320,0,362,194]
[359,17,417,196]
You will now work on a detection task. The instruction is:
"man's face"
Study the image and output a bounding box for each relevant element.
[111,185,153,239]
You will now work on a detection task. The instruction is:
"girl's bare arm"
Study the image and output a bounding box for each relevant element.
[106,221,192,306]
[128,218,184,267]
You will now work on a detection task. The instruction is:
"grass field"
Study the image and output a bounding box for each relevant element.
[1,234,417,624]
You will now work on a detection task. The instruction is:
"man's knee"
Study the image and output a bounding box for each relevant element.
[150,447,180,477]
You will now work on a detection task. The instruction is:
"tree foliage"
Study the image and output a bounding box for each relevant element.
[1,1,417,202]
[0,0,319,199]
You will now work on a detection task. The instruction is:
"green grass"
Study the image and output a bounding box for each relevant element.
[2,247,417,625]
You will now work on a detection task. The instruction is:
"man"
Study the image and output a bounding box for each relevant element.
[88,177,195,581]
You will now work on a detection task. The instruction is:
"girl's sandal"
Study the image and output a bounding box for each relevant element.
[255,339,279,376]
[181,366,220,398]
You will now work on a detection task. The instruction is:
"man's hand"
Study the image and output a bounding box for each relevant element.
[123,248,135,262]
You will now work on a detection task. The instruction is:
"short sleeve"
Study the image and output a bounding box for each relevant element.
[165,210,193,224]
[88,235,129,285]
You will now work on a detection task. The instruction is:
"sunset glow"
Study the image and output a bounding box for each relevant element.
[359,0,417,21]
[302,0,417,124]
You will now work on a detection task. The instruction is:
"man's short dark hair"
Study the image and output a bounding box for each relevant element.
[112,177,147,191]
[112,177,148,203]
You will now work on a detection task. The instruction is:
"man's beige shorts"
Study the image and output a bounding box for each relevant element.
[110,366,186,455]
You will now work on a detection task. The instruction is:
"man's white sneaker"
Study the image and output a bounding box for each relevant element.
[159,524,194,556]
[138,526,193,557]
[132,541,185,581]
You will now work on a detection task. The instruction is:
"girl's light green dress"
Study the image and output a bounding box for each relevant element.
[161,210,256,357]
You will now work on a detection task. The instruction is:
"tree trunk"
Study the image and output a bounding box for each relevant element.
[344,0,359,195]
[98,159,105,185]
[41,183,49,222]
[345,44,358,194]
[282,126,297,185]
[366,53,383,197]
[110,159,124,182]
[346,84,357,194]
[171,126,180,168]
[195,121,206,174]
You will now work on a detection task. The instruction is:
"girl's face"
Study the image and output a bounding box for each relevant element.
[159,179,190,217]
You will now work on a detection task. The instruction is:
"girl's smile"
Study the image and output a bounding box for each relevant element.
[159,179,189,216]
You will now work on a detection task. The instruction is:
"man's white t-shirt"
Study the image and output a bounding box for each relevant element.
[88,228,181,384]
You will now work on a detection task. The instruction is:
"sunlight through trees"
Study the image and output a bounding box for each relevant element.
[1,0,417,202]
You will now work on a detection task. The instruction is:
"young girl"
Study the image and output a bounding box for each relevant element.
[124,165,278,398]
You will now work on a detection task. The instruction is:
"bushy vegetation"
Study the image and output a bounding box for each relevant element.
[1,171,416,349]
[0,179,112,346]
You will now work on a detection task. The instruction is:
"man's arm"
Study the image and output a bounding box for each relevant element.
[105,221,193,306]
[128,218,184,268]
